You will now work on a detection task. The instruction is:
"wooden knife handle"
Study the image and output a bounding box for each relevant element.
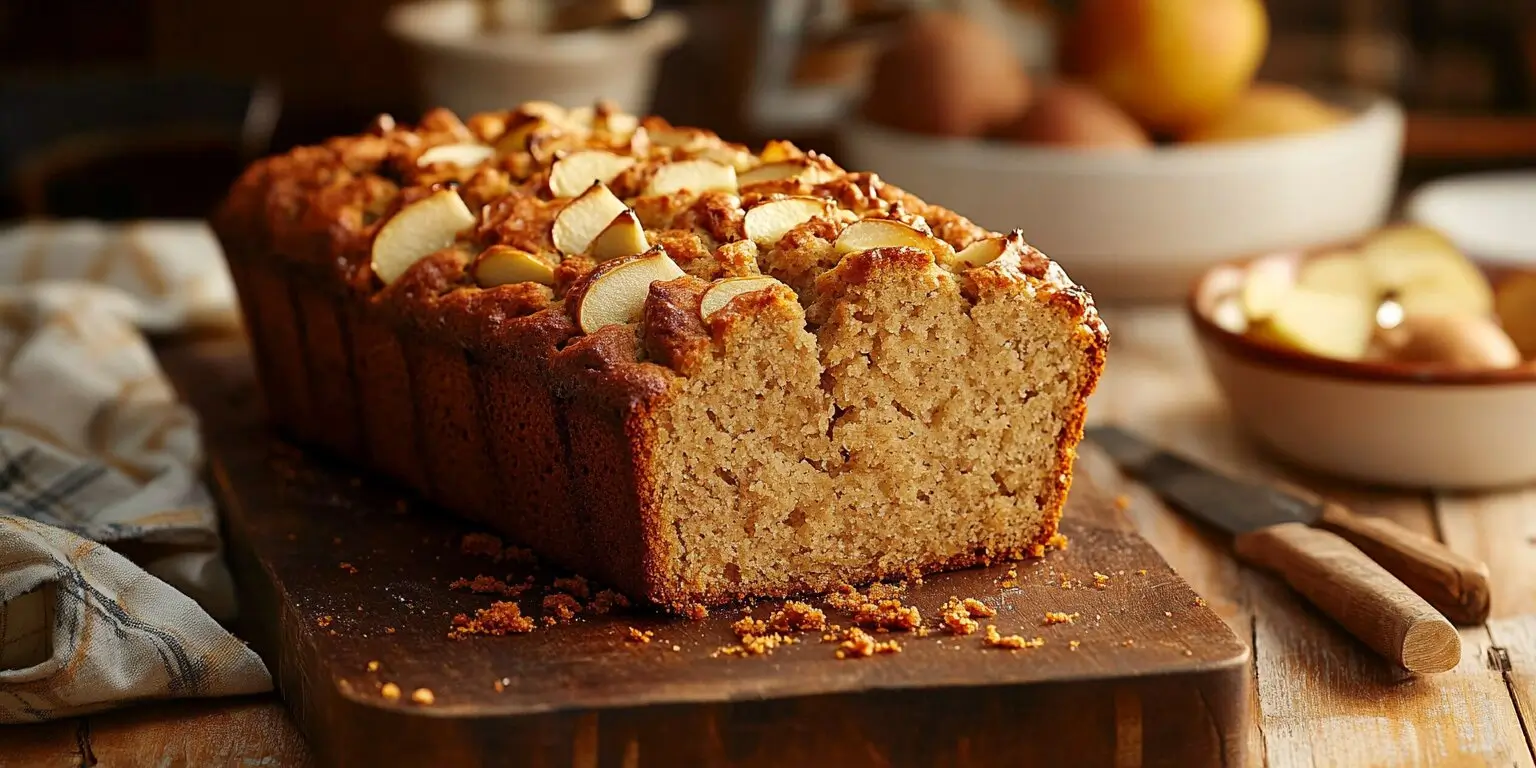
[1316,502,1492,625]
[1234,523,1461,674]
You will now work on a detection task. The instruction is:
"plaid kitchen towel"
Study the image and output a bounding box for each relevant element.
[0,221,271,723]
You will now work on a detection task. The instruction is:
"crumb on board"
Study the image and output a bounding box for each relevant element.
[939,598,990,636]
[732,616,767,637]
[1043,611,1080,626]
[1047,532,1070,551]
[365,660,380,673]
[543,593,582,623]
[380,683,401,701]
[590,589,630,615]
[410,688,435,706]
[674,603,709,620]
[339,562,358,574]
[1069,640,1081,651]
[385,627,396,635]
[1165,611,1173,617]
[1113,494,1131,510]
[552,575,591,600]
[449,575,530,598]
[1059,574,1074,590]
[769,601,827,632]
[316,616,333,628]
[460,533,503,558]
[717,632,798,657]
[671,645,681,652]
[1122,639,1136,647]
[1194,596,1208,607]
[493,679,506,693]
[450,601,536,638]
[1092,572,1111,589]
[983,625,1044,650]
[1137,569,1149,576]
[852,600,922,631]
[1184,649,1194,657]
[834,627,902,660]
[961,598,995,619]
[865,582,906,601]
[626,627,654,644]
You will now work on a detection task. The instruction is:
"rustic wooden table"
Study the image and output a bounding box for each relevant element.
[1,304,1533,767]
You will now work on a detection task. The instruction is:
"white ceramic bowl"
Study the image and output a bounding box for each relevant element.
[386,0,686,117]
[840,94,1404,301]
[1190,260,1536,490]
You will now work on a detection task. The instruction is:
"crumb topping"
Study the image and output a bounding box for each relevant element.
[450,601,536,637]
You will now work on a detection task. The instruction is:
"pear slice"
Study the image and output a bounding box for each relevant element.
[647,125,713,149]
[698,144,756,171]
[743,197,830,246]
[588,209,650,261]
[834,218,953,262]
[1360,224,1492,317]
[552,182,629,256]
[1239,254,1298,322]
[417,142,496,168]
[1296,251,1376,300]
[1253,287,1377,361]
[549,150,637,199]
[947,231,1035,269]
[575,248,685,333]
[738,159,837,188]
[700,276,783,319]
[646,160,738,196]
[473,246,555,287]
[370,189,476,285]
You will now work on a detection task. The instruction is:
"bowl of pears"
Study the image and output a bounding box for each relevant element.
[1191,225,1536,489]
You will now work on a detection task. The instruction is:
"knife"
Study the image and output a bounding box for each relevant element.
[1086,425,1490,674]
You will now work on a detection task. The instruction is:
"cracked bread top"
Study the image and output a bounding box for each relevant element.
[214,101,1107,375]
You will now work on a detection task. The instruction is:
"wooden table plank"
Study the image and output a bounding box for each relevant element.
[1097,305,1536,768]
[1437,490,1536,619]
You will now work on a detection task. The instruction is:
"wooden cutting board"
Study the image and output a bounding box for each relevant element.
[170,339,1250,768]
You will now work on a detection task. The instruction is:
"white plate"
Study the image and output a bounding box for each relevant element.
[1407,171,1536,268]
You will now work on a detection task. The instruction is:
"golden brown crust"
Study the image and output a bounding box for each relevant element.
[213,101,1107,609]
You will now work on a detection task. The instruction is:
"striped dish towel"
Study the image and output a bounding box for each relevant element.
[0,221,270,723]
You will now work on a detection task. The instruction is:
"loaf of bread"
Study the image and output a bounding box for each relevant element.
[213,102,1107,609]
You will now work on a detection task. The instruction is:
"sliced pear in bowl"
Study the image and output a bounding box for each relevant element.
[417,142,496,168]
[1296,251,1376,299]
[371,189,476,285]
[588,209,650,262]
[549,150,636,199]
[1239,254,1298,322]
[834,218,954,263]
[473,246,556,287]
[574,247,686,334]
[700,275,784,320]
[743,196,830,247]
[1360,224,1492,317]
[645,160,737,196]
[552,182,629,256]
[1251,287,1377,361]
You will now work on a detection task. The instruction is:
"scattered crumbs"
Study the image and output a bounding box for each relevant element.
[1005,568,1018,580]
[961,598,995,619]
[865,582,907,601]
[460,533,503,559]
[1183,649,1194,657]
[769,601,827,632]
[1069,640,1081,651]
[983,625,1044,650]
[852,599,922,631]
[915,626,931,638]
[316,615,334,628]
[552,575,591,600]
[834,627,902,660]
[1137,569,1149,576]
[1043,611,1080,626]
[385,627,396,635]
[590,589,630,615]
[1121,639,1136,648]
[365,660,380,673]
[493,679,506,693]
[449,601,536,638]
[1193,596,1208,607]
[825,584,864,613]
[626,627,654,644]
[677,603,710,621]
[1092,572,1111,589]
[732,616,768,638]
[380,683,401,701]
[410,688,435,706]
[501,545,537,565]
[543,593,582,623]
[542,616,557,627]
[671,645,681,652]
[718,632,798,657]
[939,598,992,636]
[1059,575,1074,590]
[1046,532,1070,551]
[1164,611,1173,618]
[449,575,529,598]
[1113,494,1131,511]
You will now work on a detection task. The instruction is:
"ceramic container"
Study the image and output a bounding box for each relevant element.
[840,93,1404,301]
[1189,260,1536,490]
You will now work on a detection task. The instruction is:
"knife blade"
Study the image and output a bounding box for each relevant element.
[1084,425,1488,674]
[1085,424,1491,626]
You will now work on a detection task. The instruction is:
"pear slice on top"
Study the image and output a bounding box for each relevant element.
[574,247,685,334]
[417,142,496,168]
[549,150,636,199]
[759,140,803,163]
[833,218,954,263]
[645,160,737,196]
[947,231,1035,270]
[738,158,837,188]
[700,275,784,320]
[371,189,476,285]
[743,196,830,247]
[588,209,650,262]
[552,181,629,256]
[473,246,556,287]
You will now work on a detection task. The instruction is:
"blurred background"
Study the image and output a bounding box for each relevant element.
[2,0,1534,295]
